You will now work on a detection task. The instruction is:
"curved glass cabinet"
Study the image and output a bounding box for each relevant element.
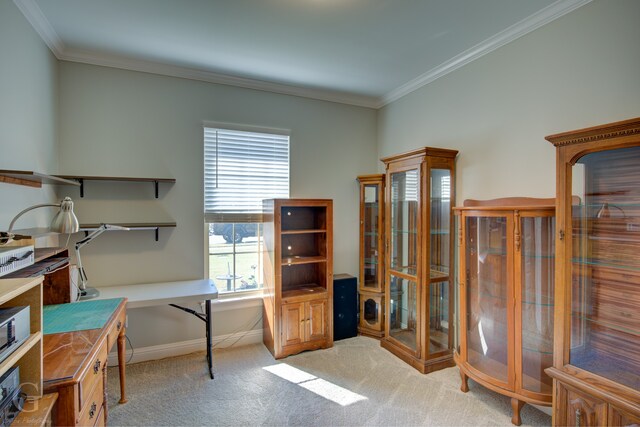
[357,174,385,338]
[545,118,640,427]
[454,198,555,426]
[381,147,458,374]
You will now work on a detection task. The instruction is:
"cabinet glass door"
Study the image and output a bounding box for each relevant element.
[388,168,419,352]
[520,215,554,394]
[429,168,452,355]
[363,183,381,290]
[465,215,510,384]
[390,169,418,275]
[430,169,451,277]
[429,280,449,354]
[389,275,418,352]
[569,146,640,391]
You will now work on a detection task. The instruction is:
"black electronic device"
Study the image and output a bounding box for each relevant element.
[333,274,358,341]
[0,307,30,365]
[0,367,24,426]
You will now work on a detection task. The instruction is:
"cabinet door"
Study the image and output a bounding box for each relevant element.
[307,299,327,341]
[609,406,640,426]
[360,293,384,332]
[565,387,607,427]
[361,180,384,293]
[463,213,513,388]
[387,167,420,354]
[517,214,555,398]
[281,303,305,347]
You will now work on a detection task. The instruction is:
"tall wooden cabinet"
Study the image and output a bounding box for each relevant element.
[357,174,385,338]
[545,118,640,426]
[454,198,556,425]
[380,147,458,373]
[262,199,333,359]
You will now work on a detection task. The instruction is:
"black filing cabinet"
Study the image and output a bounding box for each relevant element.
[333,273,358,341]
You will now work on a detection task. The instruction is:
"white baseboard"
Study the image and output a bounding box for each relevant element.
[108,328,263,366]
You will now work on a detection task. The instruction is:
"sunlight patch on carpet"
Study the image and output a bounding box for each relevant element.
[263,363,367,406]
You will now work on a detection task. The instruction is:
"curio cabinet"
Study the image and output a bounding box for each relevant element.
[545,118,640,427]
[357,174,385,338]
[454,198,556,425]
[380,147,458,373]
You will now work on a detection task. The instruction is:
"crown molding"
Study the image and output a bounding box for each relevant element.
[58,48,380,108]
[13,0,65,56]
[15,0,591,110]
[379,0,593,108]
[13,1,378,108]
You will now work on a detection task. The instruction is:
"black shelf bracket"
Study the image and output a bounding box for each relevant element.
[81,226,165,241]
[154,180,159,198]
[78,179,85,197]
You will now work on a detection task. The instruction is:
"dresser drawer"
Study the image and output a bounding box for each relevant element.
[107,308,126,351]
[78,374,104,427]
[79,340,107,412]
[93,404,105,427]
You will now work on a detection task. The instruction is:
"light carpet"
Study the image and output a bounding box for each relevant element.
[106,336,551,426]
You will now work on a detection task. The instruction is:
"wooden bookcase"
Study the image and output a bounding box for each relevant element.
[545,118,640,426]
[0,276,47,425]
[380,147,458,374]
[357,174,385,338]
[454,198,556,425]
[262,199,333,359]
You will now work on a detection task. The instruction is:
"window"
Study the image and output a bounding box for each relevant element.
[204,125,290,294]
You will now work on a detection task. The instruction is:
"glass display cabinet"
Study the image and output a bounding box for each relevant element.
[380,147,458,373]
[545,118,640,426]
[454,198,556,425]
[357,174,385,338]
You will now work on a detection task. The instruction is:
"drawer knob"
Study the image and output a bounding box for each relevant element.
[94,359,102,374]
[117,320,122,331]
[89,402,97,419]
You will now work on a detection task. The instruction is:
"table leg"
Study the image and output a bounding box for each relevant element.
[206,299,214,379]
[117,326,128,403]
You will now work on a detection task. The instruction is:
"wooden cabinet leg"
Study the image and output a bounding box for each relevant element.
[460,369,469,393]
[511,398,525,426]
[117,329,128,404]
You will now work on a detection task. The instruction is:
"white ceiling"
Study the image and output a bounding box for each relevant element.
[17,0,590,108]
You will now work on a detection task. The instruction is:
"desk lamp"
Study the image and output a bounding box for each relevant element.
[0,197,79,245]
[76,223,129,299]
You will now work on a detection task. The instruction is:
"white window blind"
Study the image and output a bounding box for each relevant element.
[204,127,289,222]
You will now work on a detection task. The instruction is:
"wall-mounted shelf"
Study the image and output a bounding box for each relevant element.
[80,222,176,241]
[0,170,80,188]
[54,175,176,198]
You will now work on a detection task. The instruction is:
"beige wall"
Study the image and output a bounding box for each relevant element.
[0,1,60,228]
[4,0,640,354]
[378,0,640,203]
[56,62,377,347]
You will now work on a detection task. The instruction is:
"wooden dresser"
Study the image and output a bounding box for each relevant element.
[42,298,127,426]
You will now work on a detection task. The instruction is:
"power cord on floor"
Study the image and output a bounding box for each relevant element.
[212,311,263,350]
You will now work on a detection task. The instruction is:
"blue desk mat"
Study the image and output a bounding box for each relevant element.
[43,298,124,335]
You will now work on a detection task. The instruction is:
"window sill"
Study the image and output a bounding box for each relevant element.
[211,292,263,313]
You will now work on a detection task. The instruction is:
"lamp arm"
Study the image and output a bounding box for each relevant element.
[74,224,130,291]
[7,203,61,234]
